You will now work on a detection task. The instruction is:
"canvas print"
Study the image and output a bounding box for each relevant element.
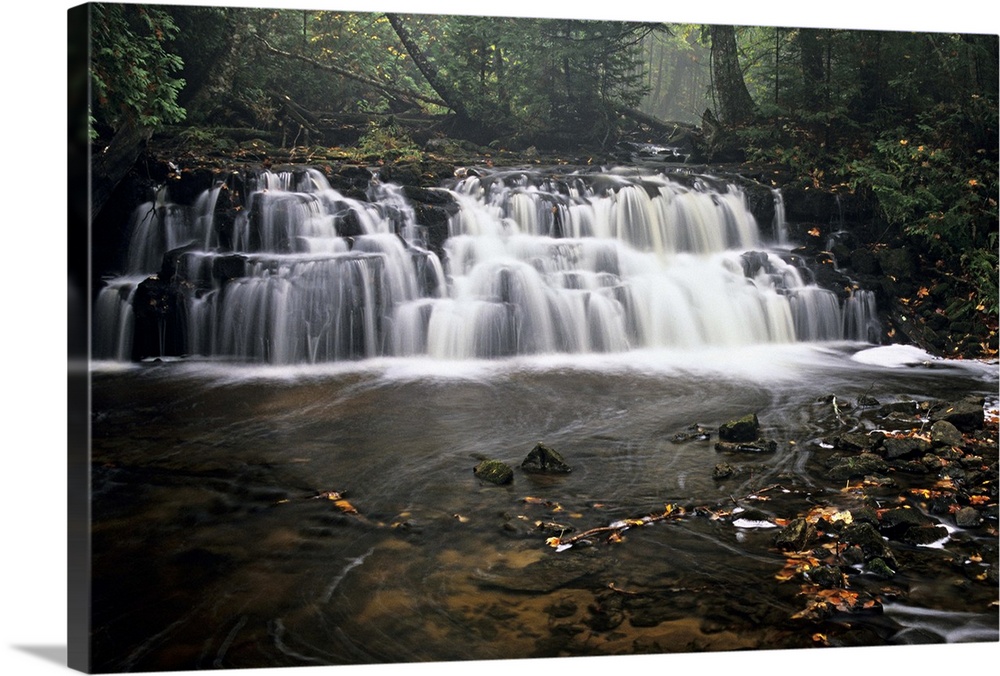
[68,1,999,673]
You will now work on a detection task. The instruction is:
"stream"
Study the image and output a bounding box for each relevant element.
[88,344,997,671]
[85,165,997,671]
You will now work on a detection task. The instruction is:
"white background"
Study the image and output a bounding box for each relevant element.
[2,1,998,675]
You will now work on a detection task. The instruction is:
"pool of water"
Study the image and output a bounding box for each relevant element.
[85,343,998,671]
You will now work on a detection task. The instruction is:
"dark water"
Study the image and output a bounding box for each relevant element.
[86,343,998,672]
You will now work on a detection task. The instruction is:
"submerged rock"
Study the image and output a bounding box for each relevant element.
[714,439,777,453]
[474,459,514,485]
[712,462,740,480]
[521,442,572,474]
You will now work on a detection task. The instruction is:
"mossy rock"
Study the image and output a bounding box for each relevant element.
[474,459,514,485]
[521,442,572,474]
[718,413,760,442]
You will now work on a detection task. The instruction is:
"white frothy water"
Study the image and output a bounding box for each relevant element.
[93,168,881,364]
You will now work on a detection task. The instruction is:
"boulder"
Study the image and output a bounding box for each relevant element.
[930,396,985,432]
[774,518,817,552]
[955,507,982,528]
[828,453,889,480]
[833,432,874,453]
[878,507,933,537]
[718,413,760,442]
[521,442,572,474]
[841,522,896,566]
[474,459,514,486]
[882,436,931,460]
[930,420,964,447]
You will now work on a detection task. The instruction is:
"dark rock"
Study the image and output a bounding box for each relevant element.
[671,424,712,442]
[806,565,844,588]
[718,413,760,442]
[834,432,874,452]
[545,597,578,619]
[841,522,895,564]
[739,251,773,278]
[627,595,689,627]
[586,593,625,631]
[856,395,881,408]
[841,545,866,567]
[714,439,777,453]
[158,241,201,282]
[474,459,514,485]
[930,420,966,447]
[212,254,248,283]
[336,208,367,238]
[921,454,948,473]
[850,507,880,527]
[867,557,896,579]
[712,463,739,480]
[929,397,985,432]
[774,518,817,552]
[849,248,880,275]
[879,401,918,416]
[131,275,185,360]
[882,436,931,460]
[521,442,572,474]
[879,507,933,536]
[899,525,949,546]
[828,453,889,480]
[955,507,982,528]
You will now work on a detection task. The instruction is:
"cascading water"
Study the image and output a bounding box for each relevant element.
[87,165,1000,672]
[93,167,880,363]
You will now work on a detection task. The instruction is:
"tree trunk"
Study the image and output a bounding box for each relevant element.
[709,25,756,126]
[384,13,470,121]
[90,119,152,221]
[798,28,826,110]
[183,8,250,120]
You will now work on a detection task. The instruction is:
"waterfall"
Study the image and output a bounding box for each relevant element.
[93,167,880,364]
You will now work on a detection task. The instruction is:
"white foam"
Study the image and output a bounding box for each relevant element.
[851,344,938,368]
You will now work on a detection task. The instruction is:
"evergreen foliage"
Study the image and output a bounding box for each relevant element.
[89,3,187,139]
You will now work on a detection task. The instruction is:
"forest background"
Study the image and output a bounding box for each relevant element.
[1,2,998,676]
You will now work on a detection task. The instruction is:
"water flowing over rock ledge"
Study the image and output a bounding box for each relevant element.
[93,159,886,365]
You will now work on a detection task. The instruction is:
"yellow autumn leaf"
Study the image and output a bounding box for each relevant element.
[333,499,358,515]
